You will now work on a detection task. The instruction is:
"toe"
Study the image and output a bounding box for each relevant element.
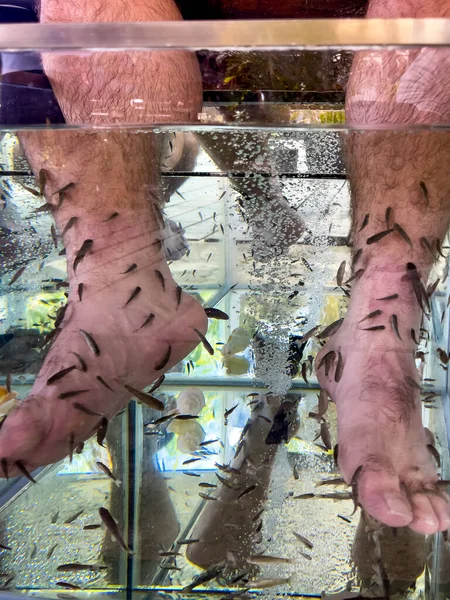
[358,470,413,527]
[409,493,440,534]
[428,493,450,532]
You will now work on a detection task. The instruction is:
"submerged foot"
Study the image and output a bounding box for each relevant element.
[316,266,450,534]
[0,207,207,477]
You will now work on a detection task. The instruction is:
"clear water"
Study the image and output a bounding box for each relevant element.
[0,43,449,600]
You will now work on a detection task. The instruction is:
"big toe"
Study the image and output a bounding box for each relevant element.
[358,471,413,528]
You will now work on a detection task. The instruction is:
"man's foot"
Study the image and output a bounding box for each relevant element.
[316,266,450,534]
[0,207,207,477]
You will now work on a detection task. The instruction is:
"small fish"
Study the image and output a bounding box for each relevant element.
[351,249,362,269]
[80,329,100,356]
[181,564,223,593]
[376,293,398,301]
[358,213,369,232]
[124,286,141,307]
[96,417,108,447]
[149,375,165,393]
[437,348,449,364]
[155,345,172,371]
[350,465,364,514]
[403,262,430,313]
[15,460,36,483]
[293,531,314,549]
[175,286,182,308]
[299,325,320,345]
[0,543,11,552]
[317,389,329,417]
[406,376,422,390]
[237,484,257,499]
[293,493,315,500]
[33,202,53,213]
[103,212,119,222]
[436,238,446,259]
[71,352,87,373]
[97,461,120,486]
[359,309,382,323]
[334,444,339,466]
[345,268,365,285]
[420,236,435,258]
[193,328,214,355]
[390,314,401,339]
[334,350,344,383]
[204,307,229,320]
[23,184,40,197]
[51,510,59,524]
[336,261,346,287]
[47,365,76,385]
[138,312,155,330]
[317,318,344,340]
[77,282,84,302]
[56,582,81,590]
[125,384,164,411]
[47,544,58,559]
[248,555,292,565]
[199,493,217,501]
[177,538,199,545]
[316,477,346,487]
[361,325,386,331]
[73,239,93,273]
[427,445,441,467]
[366,229,394,245]
[246,578,291,590]
[73,402,101,416]
[64,509,83,524]
[301,362,309,384]
[183,458,201,465]
[320,421,332,450]
[59,390,90,400]
[51,224,58,248]
[99,507,132,552]
[175,414,198,420]
[154,270,165,291]
[96,376,114,391]
[302,257,313,272]
[83,524,102,530]
[199,439,219,447]
[1,460,8,480]
[257,415,271,424]
[427,278,440,297]
[57,564,107,572]
[385,206,393,228]
[199,482,217,488]
[159,551,182,557]
[121,263,137,274]
[207,252,212,263]
[38,169,47,196]
[410,329,419,344]
[393,223,413,248]
[224,404,238,419]
[8,266,26,286]
[337,514,352,523]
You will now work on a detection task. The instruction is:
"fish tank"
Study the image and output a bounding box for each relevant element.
[0,15,449,600]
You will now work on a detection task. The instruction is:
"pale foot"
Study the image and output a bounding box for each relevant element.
[316,266,450,534]
[0,207,207,477]
[187,394,299,568]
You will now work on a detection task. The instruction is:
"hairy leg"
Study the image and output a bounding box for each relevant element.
[0,0,207,476]
[316,0,450,533]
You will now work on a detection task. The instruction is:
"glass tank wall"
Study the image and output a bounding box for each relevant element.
[0,18,449,600]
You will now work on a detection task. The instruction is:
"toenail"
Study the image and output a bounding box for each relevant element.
[384,493,412,520]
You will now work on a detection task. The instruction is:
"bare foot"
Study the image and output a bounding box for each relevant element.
[316,265,450,534]
[0,206,207,477]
